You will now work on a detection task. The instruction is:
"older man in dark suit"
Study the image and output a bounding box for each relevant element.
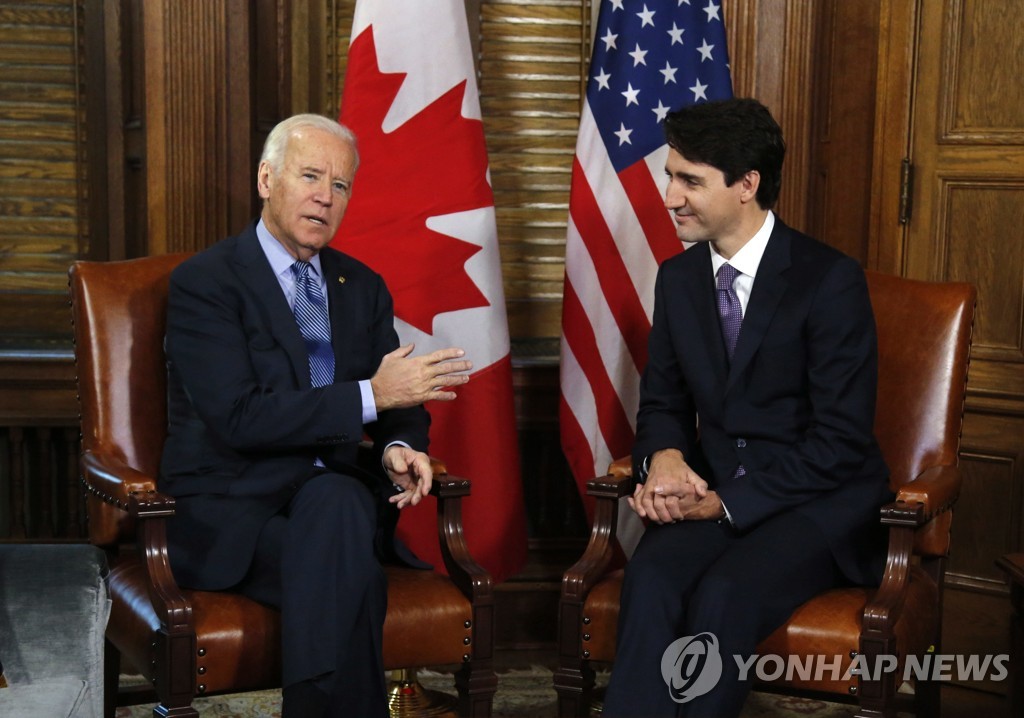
[158,114,472,718]
[602,99,892,717]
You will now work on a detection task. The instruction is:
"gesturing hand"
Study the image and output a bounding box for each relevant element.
[370,344,472,411]
[384,444,433,509]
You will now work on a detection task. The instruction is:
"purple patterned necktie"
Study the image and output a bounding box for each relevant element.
[717,262,747,479]
[716,263,743,359]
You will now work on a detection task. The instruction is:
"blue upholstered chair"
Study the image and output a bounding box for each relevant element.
[0,543,110,718]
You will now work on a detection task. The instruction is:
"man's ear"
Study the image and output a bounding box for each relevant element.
[739,170,761,204]
[257,161,273,200]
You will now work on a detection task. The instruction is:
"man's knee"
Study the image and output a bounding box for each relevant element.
[293,473,377,528]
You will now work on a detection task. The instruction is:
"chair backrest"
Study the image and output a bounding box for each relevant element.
[866,271,976,490]
[69,254,191,487]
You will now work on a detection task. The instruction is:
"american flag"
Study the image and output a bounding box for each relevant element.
[559,0,732,547]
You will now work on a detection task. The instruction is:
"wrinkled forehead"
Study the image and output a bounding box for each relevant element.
[284,128,358,175]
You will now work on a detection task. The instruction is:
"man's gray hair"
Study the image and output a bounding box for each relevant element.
[259,114,359,172]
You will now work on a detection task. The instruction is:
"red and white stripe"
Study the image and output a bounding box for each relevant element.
[560,104,682,546]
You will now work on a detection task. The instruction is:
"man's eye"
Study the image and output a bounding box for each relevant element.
[333,182,348,192]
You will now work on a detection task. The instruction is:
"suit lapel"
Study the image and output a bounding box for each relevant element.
[727,224,792,391]
[232,228,311,387]
[319,249,351,379]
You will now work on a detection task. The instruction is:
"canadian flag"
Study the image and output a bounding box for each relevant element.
[333,0,527,583]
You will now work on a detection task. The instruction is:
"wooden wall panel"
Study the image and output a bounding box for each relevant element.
[0,0,86,348]
[943,0,1024,140]
[724,0,818,235]
[805,0,881,265]
[141,0,253,254]
[479,0,590,341]
[955,423,1024,590]
[944,183,1024,361]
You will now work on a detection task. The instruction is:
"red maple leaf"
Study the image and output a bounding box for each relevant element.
[332,29,491,334]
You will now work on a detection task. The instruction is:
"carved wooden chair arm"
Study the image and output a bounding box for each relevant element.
[80,449,192,632]
[354,441,492,599]
[562,459,636,601]
[430,470,493,601]
[863,464,962,635]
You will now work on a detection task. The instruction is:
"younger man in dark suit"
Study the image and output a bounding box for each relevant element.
[602,98,891,717]
[159,114,472,717]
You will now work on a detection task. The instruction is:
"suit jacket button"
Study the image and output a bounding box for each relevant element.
[736,438,747,448]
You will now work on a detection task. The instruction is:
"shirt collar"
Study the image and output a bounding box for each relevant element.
[710,210,775,279]
[256,218,324,282]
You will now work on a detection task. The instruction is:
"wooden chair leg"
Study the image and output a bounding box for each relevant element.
[454,660,498,717]
[553,660,596,718]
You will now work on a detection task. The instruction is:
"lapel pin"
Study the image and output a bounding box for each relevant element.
[338,276,346,284]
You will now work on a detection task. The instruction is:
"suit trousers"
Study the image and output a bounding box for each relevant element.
[235,471,388,718]
[603,510,843,718]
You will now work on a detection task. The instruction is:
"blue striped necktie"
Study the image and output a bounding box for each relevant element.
[291,260,335,387]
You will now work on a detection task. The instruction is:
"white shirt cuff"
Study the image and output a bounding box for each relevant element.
[359,379,377,423]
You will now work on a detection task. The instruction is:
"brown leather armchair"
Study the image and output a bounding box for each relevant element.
[69,254,497,718]
[554,271,976,717]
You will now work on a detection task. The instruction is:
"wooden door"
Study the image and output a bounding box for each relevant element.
[873,0,1024,691]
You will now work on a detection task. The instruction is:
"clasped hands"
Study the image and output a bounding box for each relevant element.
[627,449,725,524]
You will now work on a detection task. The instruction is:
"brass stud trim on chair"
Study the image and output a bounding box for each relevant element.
[462,654,470,662]
[583,633,591,641]
[582,650,590,659]
[582,616,591,624]
[462,637,471,645]
[463,620,471,629]
[197,648,206,656]
[197,666,206,675]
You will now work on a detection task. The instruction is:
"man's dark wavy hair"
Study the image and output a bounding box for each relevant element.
[663,98,786,209]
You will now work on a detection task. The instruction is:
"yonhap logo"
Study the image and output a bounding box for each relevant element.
[661,632,723,703]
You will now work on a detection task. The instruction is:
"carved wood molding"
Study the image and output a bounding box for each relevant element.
[141,0,253,255]
[723,0,818,233]
[868,0,918,274]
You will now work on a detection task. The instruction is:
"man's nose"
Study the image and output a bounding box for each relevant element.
[313,180,333,204]
[665,183,684,209]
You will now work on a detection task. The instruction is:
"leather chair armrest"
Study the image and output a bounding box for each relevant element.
[607,456,634,481]
[81,449,166,509]
[889,464,961,524]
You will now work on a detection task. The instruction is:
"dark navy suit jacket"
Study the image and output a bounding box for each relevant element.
[633,218,892,585]
[159,222,430,590]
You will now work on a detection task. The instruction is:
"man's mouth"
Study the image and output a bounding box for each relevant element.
[306,216,327,226]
